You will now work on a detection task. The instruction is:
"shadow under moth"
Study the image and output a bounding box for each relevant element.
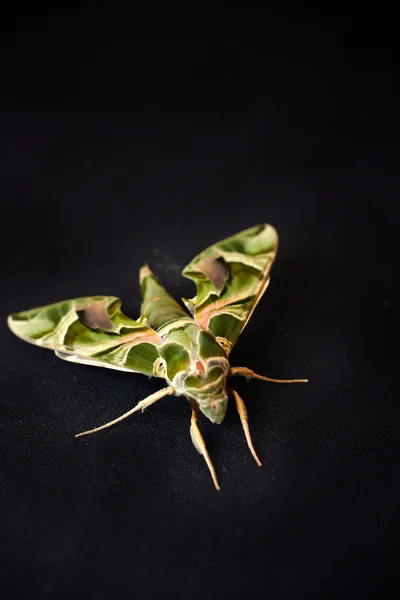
[8,224,307,490]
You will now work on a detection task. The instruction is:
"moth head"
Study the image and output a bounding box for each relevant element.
[160,329,230,423]
[197,393,229,424]
[184,361,229,424]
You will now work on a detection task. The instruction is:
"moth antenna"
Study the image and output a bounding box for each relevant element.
[231,389,262,467]
[229,366,308,384]
[75,386,175,438]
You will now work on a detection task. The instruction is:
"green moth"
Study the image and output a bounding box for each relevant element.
[8,224,307,490]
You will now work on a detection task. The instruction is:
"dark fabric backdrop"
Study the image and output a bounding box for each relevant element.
[1,9,398,599]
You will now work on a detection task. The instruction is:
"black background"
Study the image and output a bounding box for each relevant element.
[1,8,398,599]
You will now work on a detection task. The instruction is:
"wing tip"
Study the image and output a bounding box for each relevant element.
[7,313,13,327]
[257,223,278,253]
[7,313,19,335]
[7,313,42,347]
[260,222,278,238]
[139,264,153,284]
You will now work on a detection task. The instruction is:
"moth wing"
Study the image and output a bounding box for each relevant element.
[8,296,163,376]
[181,224,278,353]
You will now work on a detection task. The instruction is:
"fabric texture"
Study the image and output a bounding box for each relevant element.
[1,12,397,599]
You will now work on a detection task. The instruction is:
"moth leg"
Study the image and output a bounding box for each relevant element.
[190,410,221,491]
[75,386,175,438]
[229,366,308,384]
[231,389,262,467]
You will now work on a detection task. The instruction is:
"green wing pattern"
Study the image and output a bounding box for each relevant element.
[181,224,278,353]
[140,265,189,331]
[8,296,163,375]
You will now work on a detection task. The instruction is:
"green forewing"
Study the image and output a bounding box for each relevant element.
[8,296,163,375]
[8,225,278,377]
[182,223,278,351]
[140,265,189,331]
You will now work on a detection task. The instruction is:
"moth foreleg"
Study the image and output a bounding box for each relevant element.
[190,410,221,491]
[230,389,262,467]
[75,386,175,438]
[229,366,308,384]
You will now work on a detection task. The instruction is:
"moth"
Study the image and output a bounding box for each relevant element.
[8,224,307,490]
